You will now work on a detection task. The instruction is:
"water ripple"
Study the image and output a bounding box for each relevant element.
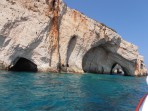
[0,72,147,111]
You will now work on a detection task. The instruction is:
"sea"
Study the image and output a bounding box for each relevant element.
[0,71,148,111]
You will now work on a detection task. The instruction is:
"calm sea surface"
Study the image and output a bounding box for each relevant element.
[0,71,147,111]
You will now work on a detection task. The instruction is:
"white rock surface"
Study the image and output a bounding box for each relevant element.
[0,0,147,75]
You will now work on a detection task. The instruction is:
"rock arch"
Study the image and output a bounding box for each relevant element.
[82,42,132,75]
[82,45,113,74]
[110,63,125,75]
[9,57,37,72]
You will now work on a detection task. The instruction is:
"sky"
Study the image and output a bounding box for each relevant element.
[63,0,148,67]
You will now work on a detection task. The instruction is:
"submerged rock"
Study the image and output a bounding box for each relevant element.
[0,0,147,76]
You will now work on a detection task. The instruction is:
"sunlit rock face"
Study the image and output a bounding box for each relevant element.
[0,0,147,76]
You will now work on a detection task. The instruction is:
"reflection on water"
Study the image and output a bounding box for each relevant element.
[0,71,147,111]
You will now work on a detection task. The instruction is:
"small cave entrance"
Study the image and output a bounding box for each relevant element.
[9,57,38,72]
[110,63,127,75]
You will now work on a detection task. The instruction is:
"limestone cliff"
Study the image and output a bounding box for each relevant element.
[0,0,147,76]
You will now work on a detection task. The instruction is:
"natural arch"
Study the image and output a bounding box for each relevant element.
[9,57,37,72]
[110,63,125,75]
[82,40,132,75]
[82,46,113,74]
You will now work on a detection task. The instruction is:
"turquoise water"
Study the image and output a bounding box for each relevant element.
[0,71,148,111]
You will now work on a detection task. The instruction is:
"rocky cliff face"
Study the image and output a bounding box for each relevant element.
[0,0,147,76]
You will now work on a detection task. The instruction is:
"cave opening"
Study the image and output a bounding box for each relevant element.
[9,57,38,72]
[111,63,124,75]
[110,63,128,76]
[82,46,109,74]
[82,45,129,75]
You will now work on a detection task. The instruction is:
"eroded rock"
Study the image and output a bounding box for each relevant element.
[9,57,37,72]
[0,0,147,76]
[111,64,125,75]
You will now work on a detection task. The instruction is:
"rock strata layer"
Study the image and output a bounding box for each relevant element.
[0,0,147,76]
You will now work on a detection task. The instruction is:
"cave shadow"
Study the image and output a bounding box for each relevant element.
[9,57,37,72]
[110,63,128,76]
[66,35,77,67]
[0,35,6,48]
